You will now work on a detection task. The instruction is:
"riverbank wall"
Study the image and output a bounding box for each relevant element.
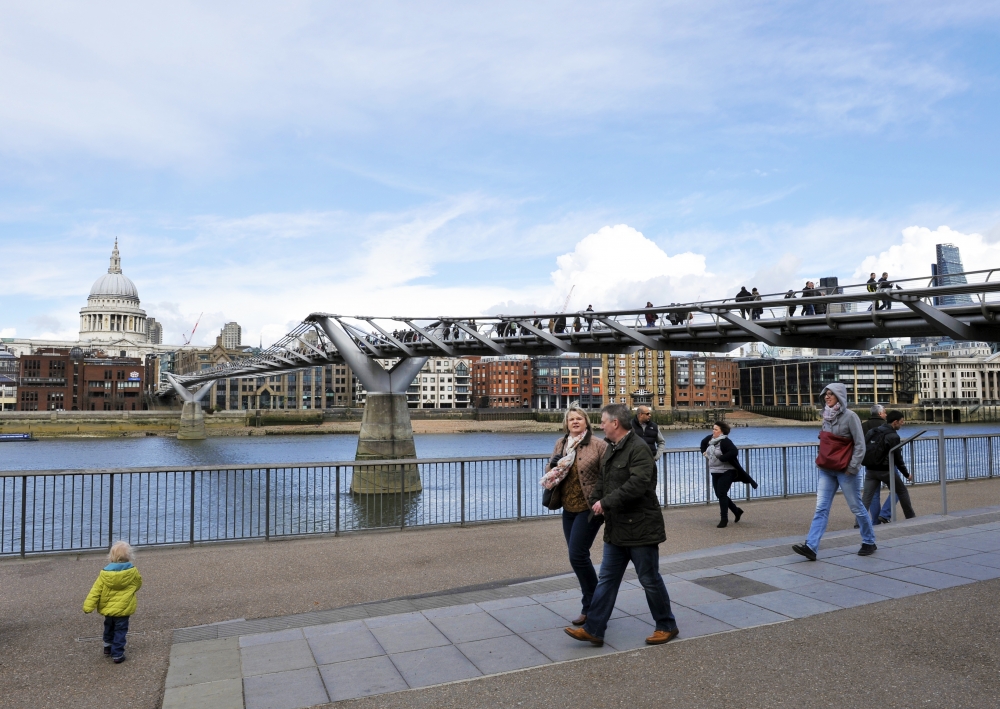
[0,406,733,438]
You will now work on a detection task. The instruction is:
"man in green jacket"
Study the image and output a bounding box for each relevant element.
[565,403,679,647]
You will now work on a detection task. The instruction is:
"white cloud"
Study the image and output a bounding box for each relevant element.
[0,327,15,338]
[854,225,1000,283]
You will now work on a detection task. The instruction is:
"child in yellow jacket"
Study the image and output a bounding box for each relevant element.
[84,540,143,663]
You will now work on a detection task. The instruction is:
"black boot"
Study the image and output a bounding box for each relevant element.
[734,508,744,523]
[717,519,728,528]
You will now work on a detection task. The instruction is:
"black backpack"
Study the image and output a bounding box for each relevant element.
[862,426,891,468]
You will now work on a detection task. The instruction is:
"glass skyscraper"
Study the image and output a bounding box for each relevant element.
[933,243,973,306]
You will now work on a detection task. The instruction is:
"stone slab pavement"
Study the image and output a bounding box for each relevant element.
[162,505,1000,709]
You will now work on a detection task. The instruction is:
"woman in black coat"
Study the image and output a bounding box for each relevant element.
[700,421,757,528]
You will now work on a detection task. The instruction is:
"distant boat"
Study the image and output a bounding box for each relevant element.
[0,433,33,442]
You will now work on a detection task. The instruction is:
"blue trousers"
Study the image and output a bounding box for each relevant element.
[562,510,603,615]
[584,543,677,639]
[103,615,130,659]
[806,468,876,551]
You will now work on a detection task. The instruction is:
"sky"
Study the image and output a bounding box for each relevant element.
[2,1,1000,346]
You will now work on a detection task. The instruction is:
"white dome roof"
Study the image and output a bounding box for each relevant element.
[90,272,139,299]
[88,240,140,301]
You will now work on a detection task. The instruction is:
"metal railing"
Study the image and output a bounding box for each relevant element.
[2,432,998,557]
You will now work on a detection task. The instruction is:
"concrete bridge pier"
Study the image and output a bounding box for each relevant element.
[316,317,428,494]
[167,374,214,441]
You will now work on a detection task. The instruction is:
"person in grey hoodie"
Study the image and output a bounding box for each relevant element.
[793,383,877,560]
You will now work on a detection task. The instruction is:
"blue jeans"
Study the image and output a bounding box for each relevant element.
[805,468,876,551]
[562,510,603,615]
[869,488,893,521]
[103,615,130,659]
[584,543,677,639]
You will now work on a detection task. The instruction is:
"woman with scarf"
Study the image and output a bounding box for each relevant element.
[540,404,607,626]
[701,421,755,528]
[793,382,876,560]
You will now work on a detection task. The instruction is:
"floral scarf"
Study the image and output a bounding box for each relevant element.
[822,402,841,423]
[540,432,586,490]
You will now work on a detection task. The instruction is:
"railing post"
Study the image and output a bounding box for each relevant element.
[516,458,522,521]
[335,466,340,536]
[782,446,788,498]
[460,462,466,526]
[989,437,995,479]
[705,458,711,506]
[400,462,405,530]
[189,470,196,545]
[265,468,271,541]
[938,429,948,516]
[660,452,667,508]
[742,449,751,501]
[108,472,115,548]
[19,476,27,558]
[963,437,969,480]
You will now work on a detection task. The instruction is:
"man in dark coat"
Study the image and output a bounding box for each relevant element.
[631,406,665,457]
[735,287,752,319]
[565,404,679,647]
[862,411,915,522]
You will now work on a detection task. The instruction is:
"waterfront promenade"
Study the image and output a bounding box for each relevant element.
[1,480,999,709]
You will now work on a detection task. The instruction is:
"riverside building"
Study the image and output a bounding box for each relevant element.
[533,356,602,410]
[603,349,667,409]
[672,356,738,407]
[472,356,531,408]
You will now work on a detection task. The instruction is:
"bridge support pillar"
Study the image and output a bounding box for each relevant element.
[177,400,207,440]
[352,393,422,494]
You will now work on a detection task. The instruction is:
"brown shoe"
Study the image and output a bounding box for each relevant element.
[564,626,604,646]
[646,629,679,645]
[571,614,587,626]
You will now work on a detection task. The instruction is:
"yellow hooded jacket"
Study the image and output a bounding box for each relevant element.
[83,562,143,617]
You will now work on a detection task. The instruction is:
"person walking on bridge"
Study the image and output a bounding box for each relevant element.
[631,405,665,458]
[735,287,752,319]
[878,272,893,310]
[793,383,876,560]
[541,405,607,627]
[565,404,679,647]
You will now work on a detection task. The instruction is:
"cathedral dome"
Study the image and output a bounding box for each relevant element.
[88,240,139,301]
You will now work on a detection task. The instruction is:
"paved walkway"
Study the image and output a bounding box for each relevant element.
[162,507,1000,709]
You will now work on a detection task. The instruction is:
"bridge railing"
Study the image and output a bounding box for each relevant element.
[3,432,998,557]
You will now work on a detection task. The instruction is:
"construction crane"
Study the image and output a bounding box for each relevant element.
[561,284,575,312]
[182,313,203,346]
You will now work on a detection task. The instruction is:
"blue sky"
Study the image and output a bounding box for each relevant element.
[2,1,1000,346]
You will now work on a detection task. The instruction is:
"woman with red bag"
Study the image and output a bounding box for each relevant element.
[792,382,876,561]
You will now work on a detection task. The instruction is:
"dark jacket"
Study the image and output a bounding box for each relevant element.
[590,431,665,547]
[735,287,752,302]
[699,435,758,489]
[631,415,660,456]
[865,423,909,478]
[862,415,885,436]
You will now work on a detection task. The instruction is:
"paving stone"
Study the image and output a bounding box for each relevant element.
[166,637,242,688]
[758,554,810,567]
[823,554,907,573]
[934,534,1000,553]
[780,561,865,582]
[487,603,569,634]
[834,574,932,599]
[876,566,974,590]
[429,611,512,644]
[877,543,974,565]
[693,573,780,598]
[364,600,419,617]
[477,596,538,612]
[457,634,551,674]
[319,655,408,702]
[602,615,657,651]
[919,558,1000,581]
[529,588,579,604]
[672,568,728,581]
[243,666,329,709]
[789,580,889,609]
[670,605,736,638]
[363,612,425,629]
[369,618,451,654]
[741,590,839,619]
[664,580,732,606]
[241,639,316,677]
[737,566,825,590]
[162,678,243,709]
[308,625,385,665]
[390,644,483,688]
[962,551,1000,569]
[421,603,482,620]
[302,619,366,639]
[716,560,770,573]
[521,626,616,661]
[239,628,305,648]
[691,599,790,629]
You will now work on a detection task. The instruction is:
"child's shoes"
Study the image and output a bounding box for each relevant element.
[113,655,126,664]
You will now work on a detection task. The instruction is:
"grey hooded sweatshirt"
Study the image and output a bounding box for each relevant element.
[818,382,866,475]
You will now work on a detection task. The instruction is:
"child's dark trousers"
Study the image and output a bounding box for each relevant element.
[103,615,130,659]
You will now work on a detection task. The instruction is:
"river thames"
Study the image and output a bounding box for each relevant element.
[2,423,995,471]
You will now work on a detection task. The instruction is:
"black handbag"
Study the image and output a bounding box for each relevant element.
[542,484,563,511]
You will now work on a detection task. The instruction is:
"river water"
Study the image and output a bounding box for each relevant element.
[1,423,996,471]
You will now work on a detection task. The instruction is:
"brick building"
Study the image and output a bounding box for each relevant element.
[472,356,532,408]
[17,347,144,411]
[672,356,738,407]
[532,356,602,410]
